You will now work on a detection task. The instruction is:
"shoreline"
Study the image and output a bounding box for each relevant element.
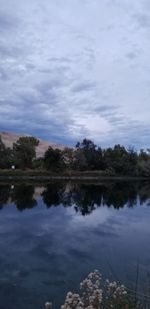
[0,174,149,181]
[0,170,149,181]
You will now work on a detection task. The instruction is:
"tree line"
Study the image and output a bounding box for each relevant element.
[0,135,150,176]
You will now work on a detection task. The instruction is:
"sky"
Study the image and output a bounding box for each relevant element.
[0,0,150,148]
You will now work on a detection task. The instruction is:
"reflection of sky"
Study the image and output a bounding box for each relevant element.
[0,194,150,308]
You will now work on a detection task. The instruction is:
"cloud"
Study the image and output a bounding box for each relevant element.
[71,81,96,93]
[0,0,150,147]
[0,12,18,32]
[134,13,150,29]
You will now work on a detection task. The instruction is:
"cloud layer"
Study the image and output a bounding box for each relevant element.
[0,0,150,147]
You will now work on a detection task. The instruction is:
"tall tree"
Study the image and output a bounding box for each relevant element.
[75,139,98,170]
[0,135,13,168]
[44,147,64,170]
[13,136,39,169]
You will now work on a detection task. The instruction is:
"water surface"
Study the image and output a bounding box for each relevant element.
[0,181,150,308]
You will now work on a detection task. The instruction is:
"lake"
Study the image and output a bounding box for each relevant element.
[0,180,150,309]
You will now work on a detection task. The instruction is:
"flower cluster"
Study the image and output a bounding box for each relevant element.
[46,270,140,309]
[80,270,102,309]
[61,292,83,309]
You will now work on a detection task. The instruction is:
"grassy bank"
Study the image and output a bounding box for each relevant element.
[0,169,149,181]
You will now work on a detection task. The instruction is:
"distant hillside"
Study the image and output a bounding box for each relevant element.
[0,131,66,158]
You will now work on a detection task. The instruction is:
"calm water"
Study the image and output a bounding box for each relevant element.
[0,181,150,308]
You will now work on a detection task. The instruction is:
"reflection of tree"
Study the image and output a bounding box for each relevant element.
[41,181,147,215]
[27,181,150,214]
[102,182,138,209]
[73,185,102,215]
[138,182,150,205]
[48,181,150,215]
[42,183,65,208]
[0,185,11,209]
[53,182,139,215]
[11,185,37,211]
[0,181,150,214]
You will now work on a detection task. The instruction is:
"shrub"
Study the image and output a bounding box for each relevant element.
[45,270,141,309]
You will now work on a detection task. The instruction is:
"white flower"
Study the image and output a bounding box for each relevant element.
[45,302,52,309]
[67,292,73,298]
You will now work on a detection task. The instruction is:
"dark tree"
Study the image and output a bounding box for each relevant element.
[13,136,39,169]
[75,139,98,170]
[42,183,65,207]
[12,185,37,211]
[0,136,13,168]
[0,185,11,209]
[44,147,64,170]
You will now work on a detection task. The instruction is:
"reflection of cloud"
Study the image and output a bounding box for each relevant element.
[67,206,114,228]
[0,186,150,308]
[0,0,150,147]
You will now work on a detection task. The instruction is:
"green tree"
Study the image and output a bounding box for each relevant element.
[44,147,64,170]
[13,136,39,169]
[103,144,134,175]
[75,139,98,170]
[0,135,13,168]
[127,147,138,175]
[62,147,74,169]
[73,148,88,170]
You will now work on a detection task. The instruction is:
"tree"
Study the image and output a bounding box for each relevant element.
[138,160,150,177]
[0,136,7,168]
[44,147,64,170]
[33,157,44,169]
[13,136,39,169]
[127,147,138,175]
[76,138,96,151]
[139,149,149,161]
[62,147,74,169]
[73,148,88,171]
[75,139,98,170]
[103,145,131,175]
[0,135,13,168]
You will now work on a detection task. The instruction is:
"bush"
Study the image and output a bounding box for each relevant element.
[45,270,141,309]
[104,167,116,177]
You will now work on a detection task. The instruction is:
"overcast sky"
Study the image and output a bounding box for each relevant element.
[0,0,150,148]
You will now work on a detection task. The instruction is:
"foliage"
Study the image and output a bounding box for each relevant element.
[45,270,141,309]
[137,149,150,177]
[13,136,39,169]
[103,145,137,175]
[44,147,64,170]
[62,147,75,169]
[73,148,88,171]
[33,157,44,169]
[0,135,13,168]
[75,139,99,170]
[137,160,150,177]
[1,135,150,176]
[74,140,139,175]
